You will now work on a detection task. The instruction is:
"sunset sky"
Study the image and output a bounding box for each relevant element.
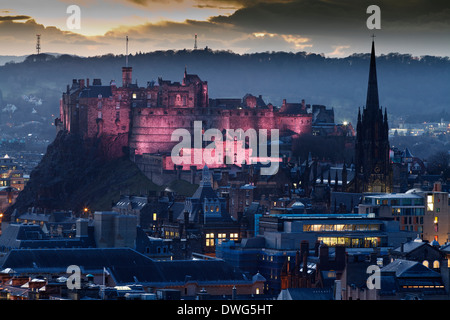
[0,0,449,58]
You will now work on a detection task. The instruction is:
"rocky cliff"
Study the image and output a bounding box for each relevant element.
[5,130,161,221]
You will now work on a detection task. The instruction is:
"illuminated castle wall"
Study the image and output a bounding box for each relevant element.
[57,66,313,159]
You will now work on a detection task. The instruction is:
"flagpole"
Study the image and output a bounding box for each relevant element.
[102,267,105,300]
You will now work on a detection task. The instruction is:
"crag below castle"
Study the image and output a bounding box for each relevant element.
[4,131,164,220]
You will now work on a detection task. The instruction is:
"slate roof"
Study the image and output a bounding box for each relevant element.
[0,248,259,287]
[191,183,219,200]
[440,243,450,253]
[381,259,441,278]
[0,223,96,252]
[0,248,157,275]
[380,259,446,295]
[114,196,148,211]
[79,86,113,98]
[15,211,73,223]
[392,241,426,254]
[280,288,333,300]
[176,166,235,224]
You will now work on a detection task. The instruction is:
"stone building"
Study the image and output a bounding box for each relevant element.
[57,66,313,162]
[351,41,393,193]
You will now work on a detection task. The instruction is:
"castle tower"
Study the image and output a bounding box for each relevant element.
[122,36,132,87]
[354,40,392,193]
[122,67,132,87]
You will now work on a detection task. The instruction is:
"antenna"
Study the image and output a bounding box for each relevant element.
[194,33,198,50]
[36,34,41,54]
[126,36,129,67]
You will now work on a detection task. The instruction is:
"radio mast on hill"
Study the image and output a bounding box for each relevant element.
[36,34,41,54]
[126,36,129,67]
[194,34,198,50]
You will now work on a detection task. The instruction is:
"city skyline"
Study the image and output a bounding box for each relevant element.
[0,0,449,58]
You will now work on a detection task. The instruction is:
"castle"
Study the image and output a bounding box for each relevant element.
[56,66,314,164]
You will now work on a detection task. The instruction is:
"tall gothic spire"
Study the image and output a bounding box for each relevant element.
[366,40,380,112]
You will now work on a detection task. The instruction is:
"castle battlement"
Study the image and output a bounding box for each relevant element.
[57,66,313,158]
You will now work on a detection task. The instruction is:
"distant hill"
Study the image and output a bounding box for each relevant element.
[0,55,27,66]
[0,49,449,138]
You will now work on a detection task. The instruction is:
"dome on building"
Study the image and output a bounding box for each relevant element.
[431,239,440,247]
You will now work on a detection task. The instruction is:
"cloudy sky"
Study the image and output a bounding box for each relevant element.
[0,0,449,57]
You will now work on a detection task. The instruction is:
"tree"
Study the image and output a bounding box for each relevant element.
[426,151,450,175]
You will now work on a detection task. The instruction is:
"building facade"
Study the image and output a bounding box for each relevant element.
[57,67,313,161]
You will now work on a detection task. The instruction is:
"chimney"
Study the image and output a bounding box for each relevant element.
[334,280,342,300]
[86,78,90,88]
[300,240,309,276]
[314,240,321,257]
[122,67,132,87]
[190,166,196,184]
[184,211,189,229]
[319,243,329,266]
[433,182,442,192]
[76,219,88,238]
[294,250,299,276]
[176,165,182,180]
[335,245,346,269]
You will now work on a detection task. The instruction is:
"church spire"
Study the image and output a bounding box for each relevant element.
[366,39,380,112]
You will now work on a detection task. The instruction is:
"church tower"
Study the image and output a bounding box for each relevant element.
[354,40,392,193]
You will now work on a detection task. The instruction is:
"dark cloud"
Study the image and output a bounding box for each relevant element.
[125,0,184,6]
[194,0,292,8]
[207,0,450,55]
[0,15,32,21]
[1,0,447,57]
[0,18,107,56]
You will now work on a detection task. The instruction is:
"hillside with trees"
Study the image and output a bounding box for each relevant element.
[0,49,448,141]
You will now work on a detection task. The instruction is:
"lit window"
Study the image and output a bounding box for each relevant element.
[230,233,239,241]
[132,93,137,99]
[427,195,434,211]
[153,213,157,221]
[423,260,429,268]
[433,260,440,268]
[206,233,215,246]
